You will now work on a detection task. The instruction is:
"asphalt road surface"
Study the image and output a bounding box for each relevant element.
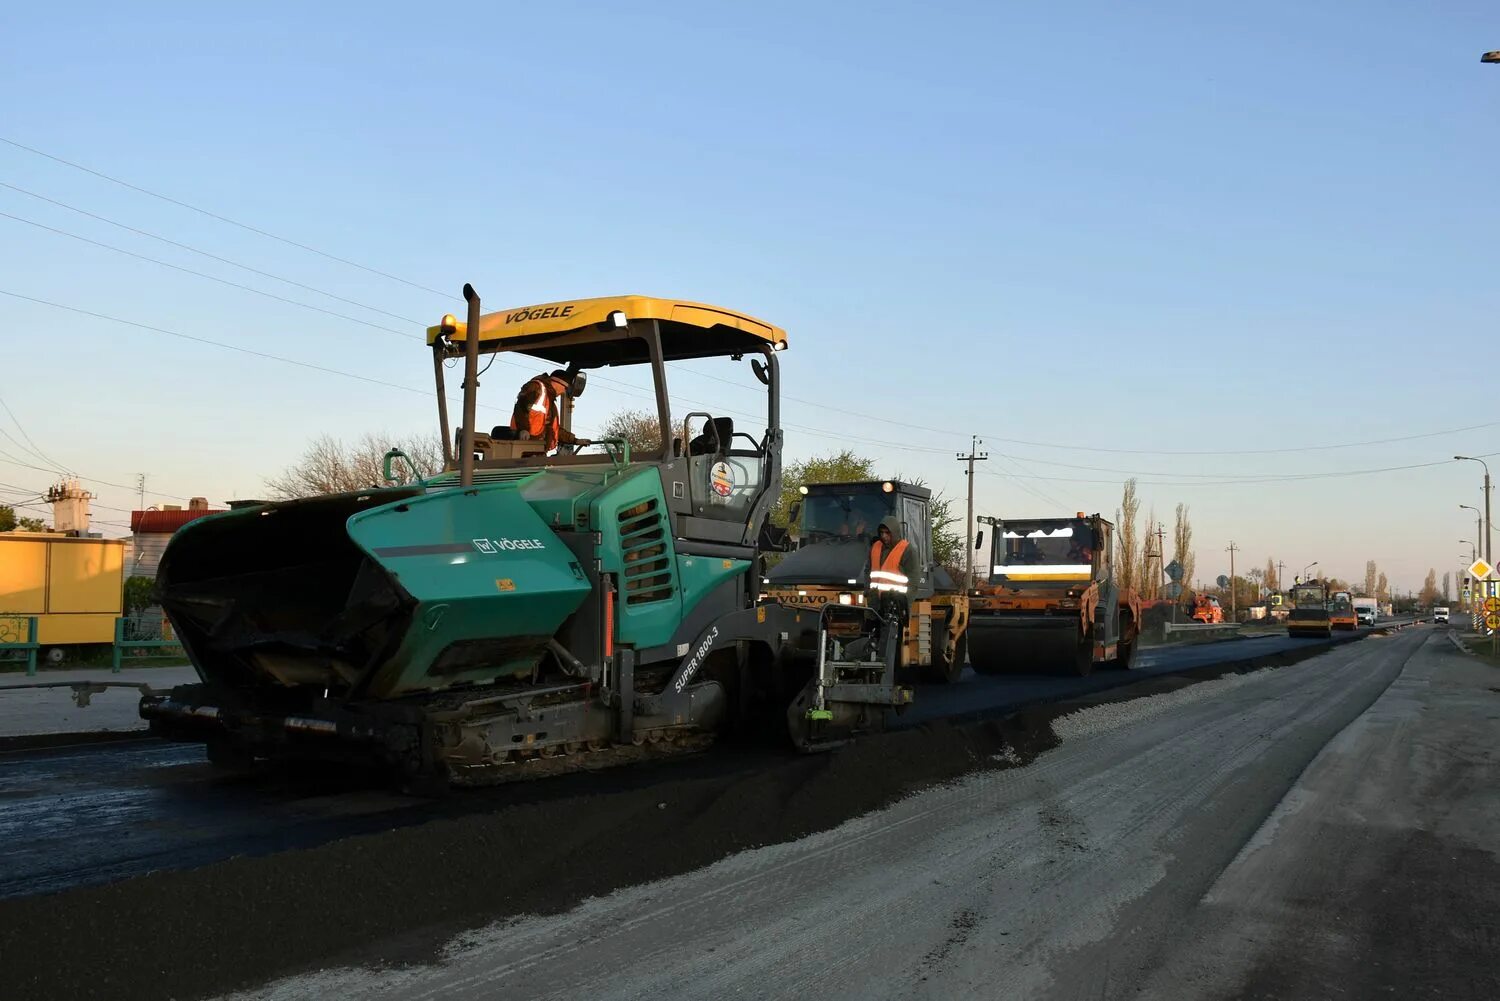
[0,625,1382,901]
[227,625,1498,1001]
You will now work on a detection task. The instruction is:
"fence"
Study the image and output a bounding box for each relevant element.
[111,611,184,672]
[0,616,40,676]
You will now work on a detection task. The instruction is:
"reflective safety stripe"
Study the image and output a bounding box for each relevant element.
[869,539,912,595]
[992,564,1092,575]
[511,375,562,451]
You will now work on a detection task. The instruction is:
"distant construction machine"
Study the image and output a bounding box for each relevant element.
[1287,580,1332,638]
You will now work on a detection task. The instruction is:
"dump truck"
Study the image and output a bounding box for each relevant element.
[141,289,910,786]
[1329,590,1357,631]
[762,480,969,683]
[967,513,1141,677]
[1189,594,1224,624]
[1286,580,1331,637]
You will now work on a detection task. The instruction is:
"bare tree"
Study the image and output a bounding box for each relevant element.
[595,408,666,456]
[1118,479,1139,593]
[266,432,445,498]
[1363,560,1378,598]
[1138,506,1160,600]
[1419,568,1439,607]
[1264,557,1279,593]
[1376,571,1389,604]
[1173,503,1194,604]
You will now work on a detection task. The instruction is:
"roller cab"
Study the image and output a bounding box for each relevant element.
[763,480,969,685]
[968,513,1140,678]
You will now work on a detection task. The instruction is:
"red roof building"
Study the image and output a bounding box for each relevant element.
[128,498,225,579]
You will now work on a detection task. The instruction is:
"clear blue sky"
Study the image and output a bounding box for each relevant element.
[1,1,1496,595]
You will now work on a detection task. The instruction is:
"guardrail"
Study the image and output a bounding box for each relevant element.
[110,615,184,673]
[0,616,40,676]
[1163,621,1241,637]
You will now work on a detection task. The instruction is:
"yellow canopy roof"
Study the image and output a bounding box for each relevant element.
[426,295,787,365]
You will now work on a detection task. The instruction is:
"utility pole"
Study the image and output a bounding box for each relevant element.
[136,473,146,513]
[1156,522,1167,599]
[955,435,988,588]
[1226,541,1240,620]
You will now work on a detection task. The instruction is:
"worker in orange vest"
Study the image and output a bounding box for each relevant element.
[868,517,916,603]
[510,370,587,453]
[866,516,918,664]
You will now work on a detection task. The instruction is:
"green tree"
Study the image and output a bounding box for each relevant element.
[929,493,962,574]
[890,473,963,575]
[1442,571,1451,602]
[771,451,878,527]
[0,505,46,532]
[124,575,159,615]
[1264,557,1279,593]
[1376,572,1389,603]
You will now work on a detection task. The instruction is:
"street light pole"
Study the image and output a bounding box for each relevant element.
[1301,560,1318,582]
[1461,504,1483,562]
[1455,457,1491,565]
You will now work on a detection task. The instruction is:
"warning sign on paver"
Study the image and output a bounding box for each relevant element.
[1468,558,1493,582]
[1486,596,1500,614]
[1486,612,1499,631]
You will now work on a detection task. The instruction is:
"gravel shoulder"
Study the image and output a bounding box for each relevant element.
[1133,630,1500,999]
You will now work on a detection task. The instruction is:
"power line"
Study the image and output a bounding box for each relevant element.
[976,452,1500,487]
[6,138,1495,468]
[975,420,1500,458]
[0,390,70,474]
[0,136,450,298]
[0,288,434,398]
[0,179,423,324]
[0,209,417,339]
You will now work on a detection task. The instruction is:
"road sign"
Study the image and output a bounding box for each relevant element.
[1165,560,1184,582]
[1484,596,1500,614]
[1165,582,1182,600]
[1485,612,1499,631]
[1215,574,1229,588]
[1468,558,1493,582]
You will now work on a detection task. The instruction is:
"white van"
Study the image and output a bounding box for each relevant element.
[1434,606,1450,624]
[1353,597,1377,626]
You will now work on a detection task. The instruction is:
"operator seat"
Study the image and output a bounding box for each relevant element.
[689,417,734,456]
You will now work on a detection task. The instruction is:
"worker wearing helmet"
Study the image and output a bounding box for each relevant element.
[511,370,586,453]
